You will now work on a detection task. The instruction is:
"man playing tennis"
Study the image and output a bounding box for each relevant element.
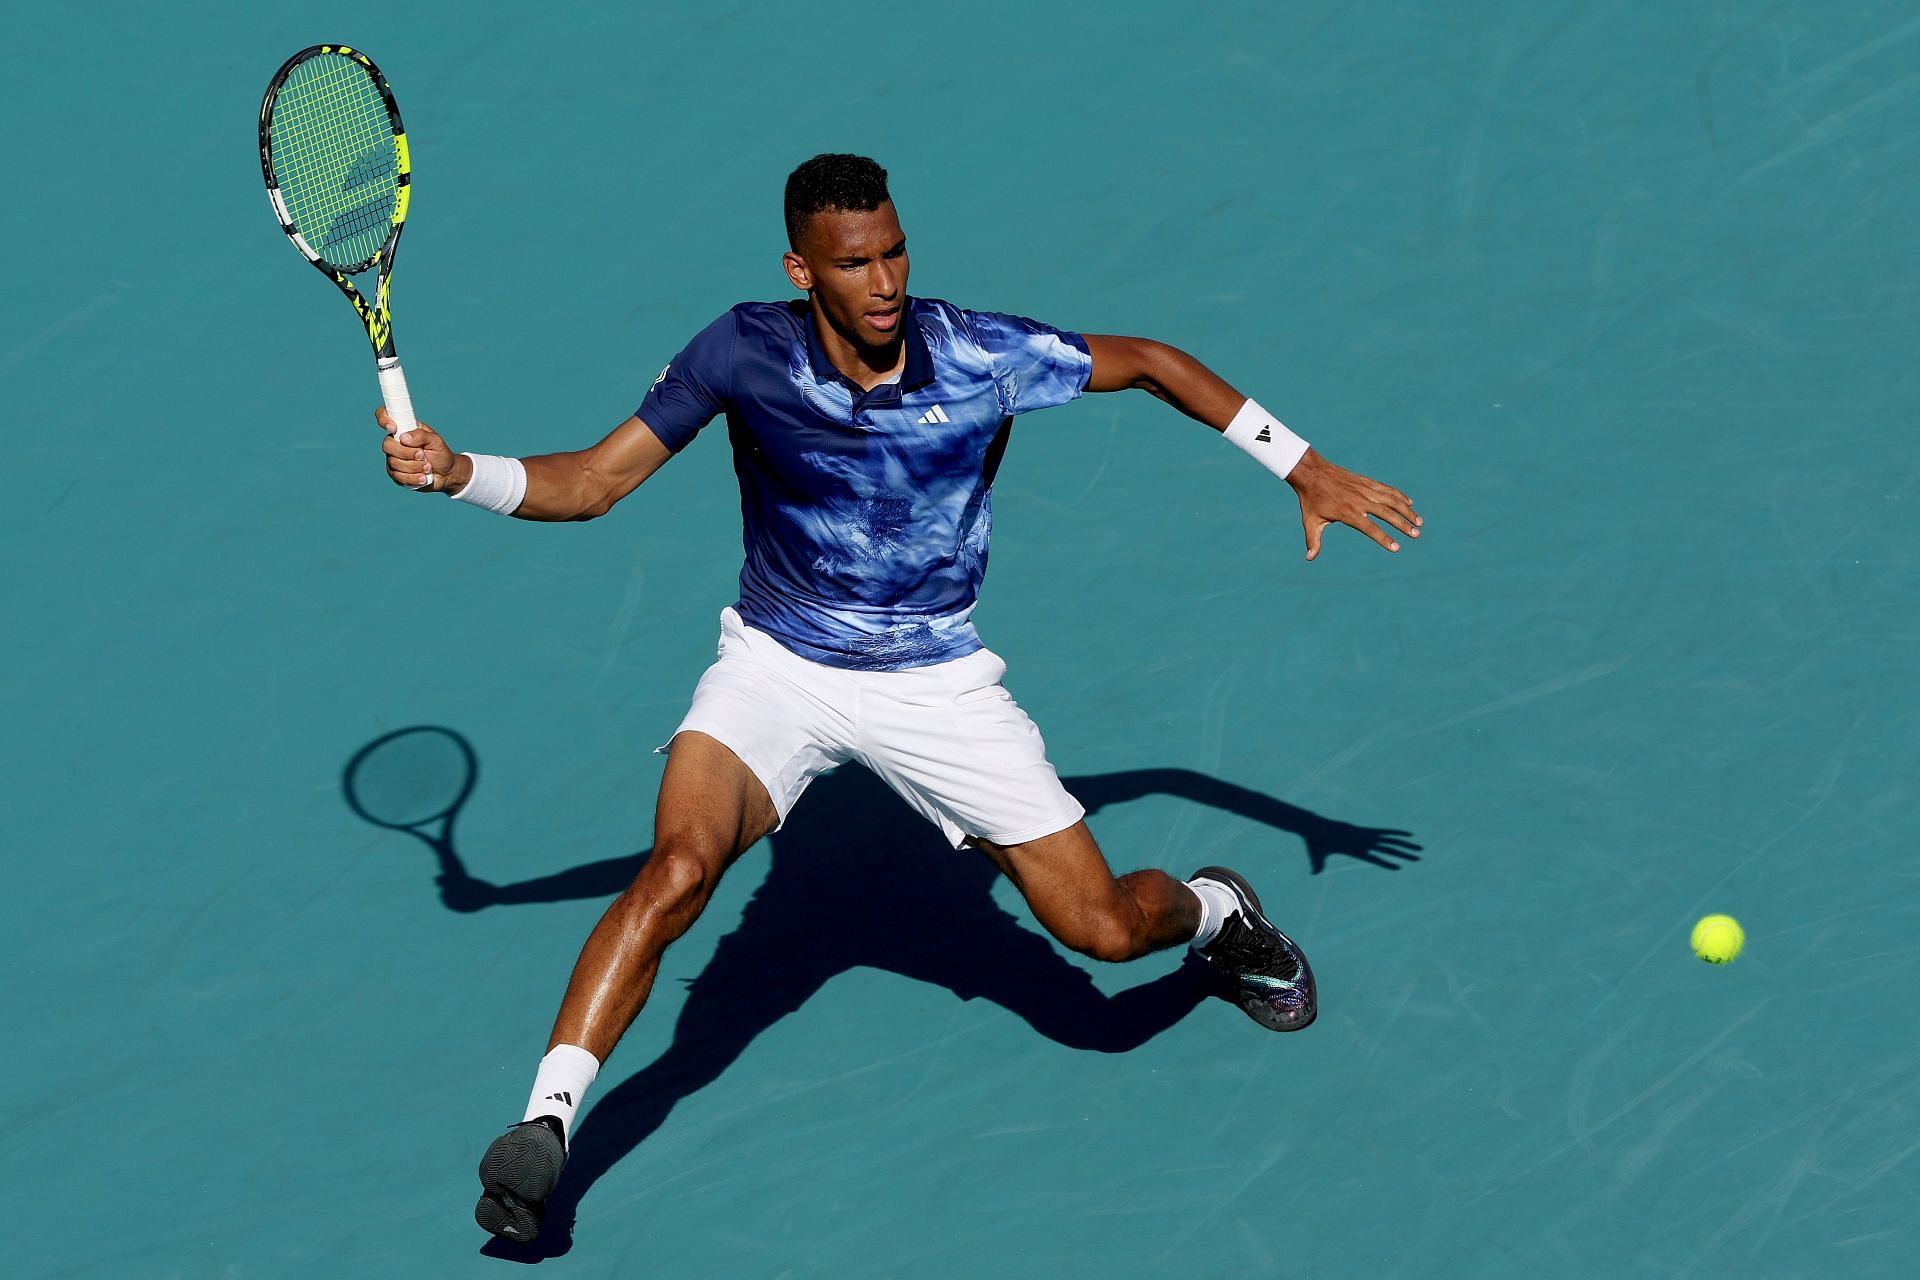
[375,154,1421,1243]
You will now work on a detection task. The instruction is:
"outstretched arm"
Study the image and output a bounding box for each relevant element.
[374,410,675,521]
[1082,334,1422,559]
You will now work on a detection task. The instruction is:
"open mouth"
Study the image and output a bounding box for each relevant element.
[865,305,901,333]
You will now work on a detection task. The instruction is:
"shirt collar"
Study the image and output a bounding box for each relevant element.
[804,298,935,401]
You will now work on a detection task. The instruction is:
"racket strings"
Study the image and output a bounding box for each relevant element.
[269,54,400,270]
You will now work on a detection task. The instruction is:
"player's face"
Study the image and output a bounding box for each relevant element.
[786,202,911,351]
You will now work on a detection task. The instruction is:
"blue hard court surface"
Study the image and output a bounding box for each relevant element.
[3,3,1917,1276]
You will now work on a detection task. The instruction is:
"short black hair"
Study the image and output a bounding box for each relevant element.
[784,153,891,247]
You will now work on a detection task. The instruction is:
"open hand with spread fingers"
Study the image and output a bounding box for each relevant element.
[1285,448,1422,560]
[376,406,460,493]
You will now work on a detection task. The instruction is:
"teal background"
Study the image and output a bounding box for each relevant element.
[4,2,1916,1275]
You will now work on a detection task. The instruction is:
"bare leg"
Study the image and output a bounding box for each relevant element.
[477,732,780,1246]
[971,820,1200,962]
[546,731,779,1060]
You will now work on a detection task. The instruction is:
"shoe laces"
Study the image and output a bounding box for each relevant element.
[1207,910,1300,983]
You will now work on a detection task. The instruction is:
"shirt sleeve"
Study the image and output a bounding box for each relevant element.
[635,309,738,452]
[962,309,1093,416]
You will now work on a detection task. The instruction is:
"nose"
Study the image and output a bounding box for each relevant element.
[869,258,898,299]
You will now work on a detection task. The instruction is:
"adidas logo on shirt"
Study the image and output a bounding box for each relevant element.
[916,404,951,425]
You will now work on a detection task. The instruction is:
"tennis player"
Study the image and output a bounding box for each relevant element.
[375,154,1421,1243]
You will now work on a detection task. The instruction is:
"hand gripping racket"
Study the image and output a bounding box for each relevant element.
[259,45,424,478]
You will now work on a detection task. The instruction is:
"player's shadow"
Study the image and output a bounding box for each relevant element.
[341,728,1421,1263]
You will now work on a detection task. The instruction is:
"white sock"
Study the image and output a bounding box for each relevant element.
[522,1043,601,1141]
[1187,876,1239,948]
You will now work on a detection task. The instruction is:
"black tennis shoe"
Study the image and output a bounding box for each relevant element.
[1189,866,1317,1032]
[475,1115,567,1243]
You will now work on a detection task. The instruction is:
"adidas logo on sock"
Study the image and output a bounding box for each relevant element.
[1254,425,1272,443]
[916,404,950,425]
[544,1091,573,1106]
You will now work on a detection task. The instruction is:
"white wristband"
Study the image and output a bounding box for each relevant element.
[451,453,527,515]
[1222,398,1310,480]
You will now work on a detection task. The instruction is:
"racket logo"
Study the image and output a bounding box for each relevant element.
[319,197,395,256]
[342,146,397,192]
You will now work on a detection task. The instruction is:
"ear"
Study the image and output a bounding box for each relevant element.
[782,250,812,293]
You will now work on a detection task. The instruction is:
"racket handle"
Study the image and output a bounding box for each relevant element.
[376,356,431,490]
[377,355,418,434]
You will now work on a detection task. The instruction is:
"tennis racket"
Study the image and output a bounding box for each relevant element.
[258,45,423,478]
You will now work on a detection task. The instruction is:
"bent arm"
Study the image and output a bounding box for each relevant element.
[447,415,675,521]
[1082,334,1248,431]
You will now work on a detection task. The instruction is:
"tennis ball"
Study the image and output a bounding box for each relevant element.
[1691,914,1744,964]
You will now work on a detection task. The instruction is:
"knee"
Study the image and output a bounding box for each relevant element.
[632,833,723,914]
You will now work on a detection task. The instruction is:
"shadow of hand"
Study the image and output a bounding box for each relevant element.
[1072,768,1424,877]
[438,868,497,914]
[1298,819,1423,873]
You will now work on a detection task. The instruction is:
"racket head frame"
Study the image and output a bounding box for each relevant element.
[259,44,412,361]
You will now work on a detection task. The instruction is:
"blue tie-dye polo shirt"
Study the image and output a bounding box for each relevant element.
[637,297,1092,671]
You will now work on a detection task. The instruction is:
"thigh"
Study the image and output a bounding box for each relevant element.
[672,608,856,830]
[655,730,781,863]
[972,820,1131,932]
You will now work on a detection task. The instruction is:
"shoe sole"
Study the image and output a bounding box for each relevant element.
[1191,865,1317,1032]
[475,1125,566,1243]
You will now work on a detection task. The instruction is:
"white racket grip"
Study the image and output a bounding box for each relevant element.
[376,356,430,490]
[377,355,417,433]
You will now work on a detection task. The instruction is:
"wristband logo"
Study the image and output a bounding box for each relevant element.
[1254,425,1273,443]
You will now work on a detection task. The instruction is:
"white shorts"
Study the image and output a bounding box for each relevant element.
[665,608,1085,848]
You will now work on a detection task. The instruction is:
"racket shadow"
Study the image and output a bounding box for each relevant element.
[342,725,498,912]
[340,731,1424,1263]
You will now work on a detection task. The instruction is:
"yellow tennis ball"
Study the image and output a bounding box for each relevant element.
[1691,914,1744,964]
